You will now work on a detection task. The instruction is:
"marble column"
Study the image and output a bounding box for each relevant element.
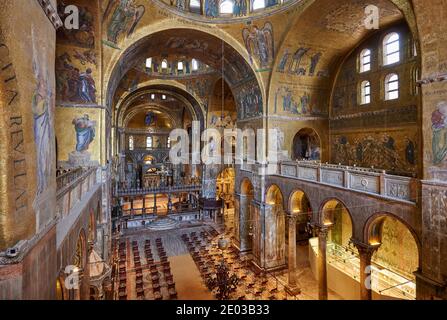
[416,180,447,300]
[118,128,125,154]
[168,194,173,213]
[354,242,379,300]
[238,194,253,252]
[142,196,146,215]
[119,153,126,183]
[317,226,329,300]
[153,194,157,214]
[286,213,301,295]
[261,204,286,271]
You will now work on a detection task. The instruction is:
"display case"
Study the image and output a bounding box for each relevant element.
[310,239,415,300]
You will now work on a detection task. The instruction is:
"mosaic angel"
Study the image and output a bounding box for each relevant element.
[242,22,274,69]
[104,0,145,47]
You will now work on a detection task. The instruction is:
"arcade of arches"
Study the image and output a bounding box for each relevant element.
[0,0,447,301]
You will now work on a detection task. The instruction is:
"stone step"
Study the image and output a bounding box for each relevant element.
[147,217,179,231]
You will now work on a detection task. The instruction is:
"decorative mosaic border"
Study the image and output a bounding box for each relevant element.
[36,0,63,30]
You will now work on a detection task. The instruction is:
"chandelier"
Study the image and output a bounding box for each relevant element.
[206,237,239,300]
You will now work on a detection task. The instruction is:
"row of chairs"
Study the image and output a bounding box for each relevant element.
[132,241,146,299]
[146,239,177,300]
[118,241,128,300]
[182,232,216,287]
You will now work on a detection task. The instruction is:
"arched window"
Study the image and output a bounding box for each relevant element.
[161,59,168,71]
[383,33,400,66]
[220,0,234,14]
[252,0,265,10]
[385,73,399,100]
[360,81,371,105]
[150,94,155,100]
[177,61,184,73]
[162,94,167,100]
[147,58,153,69]
[129,136,134,151]
[412,68,420,96]
[190,0,201,13]
[359,49,371,73]
[146,136,153,149]
[167,137,171,148]
[192,58,199,71]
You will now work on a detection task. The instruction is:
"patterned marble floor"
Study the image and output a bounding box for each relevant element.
[114,223,342,300]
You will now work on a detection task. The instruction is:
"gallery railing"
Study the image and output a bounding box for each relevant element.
[114,183,202,197]
[56,167,85,190]
[240,161,418,203]
[278,161,418,203]
[56,167,98,217]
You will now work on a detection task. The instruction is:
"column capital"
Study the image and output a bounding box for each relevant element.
[351,239,380,255]
[310,222,331,237]
[286,212,299,223]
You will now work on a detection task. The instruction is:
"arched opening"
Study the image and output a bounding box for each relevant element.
[383,32,400,66]
[266,184,283,206]
[107,28,261,130]
[321,200,353,248]
[308,199,355,300]
[289,190,312,242]
[292,128,321,161]
[236,178,254,252]
[216,168,236,231]
[366,215,419,300]
[262,185,286,269]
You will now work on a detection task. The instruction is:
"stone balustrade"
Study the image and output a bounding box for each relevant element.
[240,160,418,203]
[56,167,99,217]
[278,161,418,203]
[56,167,85,190]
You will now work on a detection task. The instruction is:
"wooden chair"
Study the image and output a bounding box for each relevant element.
[154,291,163,300]
[168,282,176,290]
[169,288,178,300]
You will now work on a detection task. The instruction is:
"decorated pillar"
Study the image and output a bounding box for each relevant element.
[286,213,301,295]
[202,164,220,200]
[234,193,254,253]
[118,128,125,155]
[153,194,157,214]
[353,241,379,300]
[119,153,126,184]
[317,225,329,300]
[257,203,286,271]
[412,0,447,299]
[0,0,60,299]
